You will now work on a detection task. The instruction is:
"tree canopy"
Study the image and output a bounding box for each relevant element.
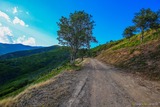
[133,8,152,41]
[149,10,160,31]
[123,26,136,39]
[123,8,160,41]
[57,11,97,64]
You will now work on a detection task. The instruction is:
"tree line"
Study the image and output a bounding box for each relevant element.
[123,8,160,41]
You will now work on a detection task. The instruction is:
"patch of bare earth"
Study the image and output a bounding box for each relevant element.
[97,40,160,80]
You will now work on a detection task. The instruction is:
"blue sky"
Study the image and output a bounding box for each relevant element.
[0,0,160,47]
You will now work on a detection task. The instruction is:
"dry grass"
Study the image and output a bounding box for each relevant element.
[0,60,83,107]
[0,72,64,107]
[97,39,160,80]
[0,98,14,107]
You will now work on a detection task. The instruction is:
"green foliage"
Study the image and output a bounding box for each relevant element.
[33,62,81,84]
[57,11,97,63]
[91,28,160,56]
[149,9,160,30]
[78,48,88,60]
[0,47,70,99]
[123,26,136,39]
[131,8,160,42]
[91,40,123,57]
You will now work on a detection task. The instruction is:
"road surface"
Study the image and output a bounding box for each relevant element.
[7,58,160,107]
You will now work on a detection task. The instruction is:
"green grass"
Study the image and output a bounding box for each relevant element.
[91,40,123,57]
[91,29,160,54]
[34,63,81,84]
[0,60,81,100]
[0,47,70,100]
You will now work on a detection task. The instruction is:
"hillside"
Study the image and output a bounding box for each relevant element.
[0,46,70,99]
[0,58,160,107]
[0,43,41,55]
[92,29,160,80]
[0,45,59,60]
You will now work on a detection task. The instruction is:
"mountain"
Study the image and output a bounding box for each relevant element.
[0,45,60,60]
[0,43,42,55]
[92,29,160,80]
[0,46,70,99]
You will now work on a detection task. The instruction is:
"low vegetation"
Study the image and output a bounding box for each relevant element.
[0,61,82,106]
[0,47,70,100]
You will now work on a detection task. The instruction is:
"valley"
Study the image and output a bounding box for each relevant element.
[0,46,70,100]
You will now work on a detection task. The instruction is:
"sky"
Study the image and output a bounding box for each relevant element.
[0,0,160,47]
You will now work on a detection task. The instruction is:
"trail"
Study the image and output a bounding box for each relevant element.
[64,58,160,107]
[7,58,160,107]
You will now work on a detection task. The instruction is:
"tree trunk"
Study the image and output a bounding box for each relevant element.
[70,54,74,65]
[70,51,77,65]
[141,28,144,42]
[81,56,83,61]
[141,32,144,42]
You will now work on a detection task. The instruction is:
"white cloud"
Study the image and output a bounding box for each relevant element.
[0,26,13,43]
[13,7,18,14]
[0,11,11,22]
[0,25,35,45]
[16,35,36,46]
[23,37,36,46]
[13,16,28,27]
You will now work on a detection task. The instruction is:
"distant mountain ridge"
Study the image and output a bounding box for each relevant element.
[0,45,60,60]
[0,43,42,55]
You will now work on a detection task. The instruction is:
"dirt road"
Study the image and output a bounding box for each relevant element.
[6,58,160,107]
[64,58,160,107]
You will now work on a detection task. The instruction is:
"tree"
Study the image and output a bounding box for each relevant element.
[133,8,153,42]
[57,11,97,64]
[78,48,87,61]
[149,10,160,31]
[123,26,136,39]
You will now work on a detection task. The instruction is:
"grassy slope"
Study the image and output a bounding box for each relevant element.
[92,29,160,80]
[0,62,81,106]
[0,47,70,99]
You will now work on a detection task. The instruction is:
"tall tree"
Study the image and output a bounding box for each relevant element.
[149,10,160,31]
[133,8,153,42]
[123,26,136,39]
[57,11,97,64]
